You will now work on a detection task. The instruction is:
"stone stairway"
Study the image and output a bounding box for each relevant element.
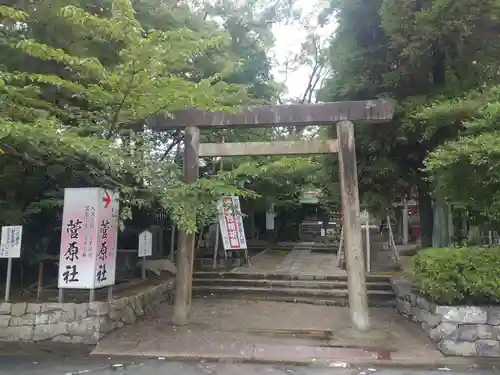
[298,221,340,253]
[191,271,396,307]
[310,242,338,253]
[298,221,322,241]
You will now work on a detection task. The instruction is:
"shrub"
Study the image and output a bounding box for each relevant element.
[413,246,500,305]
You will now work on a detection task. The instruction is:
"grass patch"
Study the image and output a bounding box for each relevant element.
[373,255,414,278]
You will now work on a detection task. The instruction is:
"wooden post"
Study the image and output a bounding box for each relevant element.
[170,138,182,262]
[212,225,219,269]
[172,126,200,326]
[365,212,371,273]
[158,227,164,255]
[37,261,44,300]
[4,258,12,302]
[448,204,454,242]
[336,120,370,332]
[142,255,146,279]
[337,226,344,268]
[169,224,176,261]
[402,199,409,245]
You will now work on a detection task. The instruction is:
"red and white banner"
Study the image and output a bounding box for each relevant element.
[58,188,119,289]
[217,196,247,250]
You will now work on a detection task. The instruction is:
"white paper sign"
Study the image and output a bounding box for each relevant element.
[138,230,153,257]
[58,188,119,289]
[0,226,22,258]
[217,196,247,250]
[266,203,276,230]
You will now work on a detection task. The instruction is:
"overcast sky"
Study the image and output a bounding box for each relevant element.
[270,0,337,101]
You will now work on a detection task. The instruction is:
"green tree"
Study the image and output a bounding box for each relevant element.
[0,0,249,254]
[0,0,319,265]
[318,0,500,245]
[422,86,500,224]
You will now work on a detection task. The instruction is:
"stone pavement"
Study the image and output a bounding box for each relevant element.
[275,246,344,275]
[231,249,290,274]
[92,299,453,366]
[233,243,415,276]
[232,245,345,276]
[91,246,451,366]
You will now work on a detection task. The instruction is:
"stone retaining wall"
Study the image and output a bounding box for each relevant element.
[392,278,500,357]
[0,279,173,344]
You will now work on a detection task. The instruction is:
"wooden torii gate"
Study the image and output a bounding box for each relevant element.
[148,99,395,331]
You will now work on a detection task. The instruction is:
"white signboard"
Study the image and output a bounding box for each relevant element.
[265,203,276,230]
[138,230,153,257]
[0,226,22,258]
[217,196,247,250]
[58,188,119,289]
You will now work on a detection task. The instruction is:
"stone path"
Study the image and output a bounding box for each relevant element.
[234,242,419,276]
[231,249,289,274]
[92,299,447,365]
[276,244,344,275]
[232,243,345,276]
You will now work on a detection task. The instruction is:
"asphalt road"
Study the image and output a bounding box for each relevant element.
[0,343,499,375]
[1,356,500,375]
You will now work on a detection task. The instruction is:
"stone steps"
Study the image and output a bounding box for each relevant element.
[192,286,395,307]
[193,278,393,291]
[193,271,391,282]
[299,223,322,242]
[191,272,396,307]
[310,243,338,253]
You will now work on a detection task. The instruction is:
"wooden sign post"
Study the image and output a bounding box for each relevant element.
[0,225,23,301]
[138,229,153,279]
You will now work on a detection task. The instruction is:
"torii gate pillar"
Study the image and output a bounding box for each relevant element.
[337,120,369,331]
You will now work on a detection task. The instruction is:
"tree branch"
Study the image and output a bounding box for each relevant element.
[159,129,183,162]
[106,64,138,140]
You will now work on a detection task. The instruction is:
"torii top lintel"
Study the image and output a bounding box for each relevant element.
[147,99,395,130]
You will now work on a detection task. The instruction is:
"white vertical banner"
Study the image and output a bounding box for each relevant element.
[0,226,22,258]
[58,188,119,289]
[95,189,119,288]
[217,196,247,250]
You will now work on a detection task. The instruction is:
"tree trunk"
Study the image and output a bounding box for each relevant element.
[418,179,434,247]
[432,197,449,248]
[172,126,200,326]
[418,42,446,249]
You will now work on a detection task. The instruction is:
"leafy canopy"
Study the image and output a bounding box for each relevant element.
[0,0,323,264]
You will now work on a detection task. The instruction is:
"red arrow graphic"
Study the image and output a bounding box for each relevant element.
[103,191,111,208]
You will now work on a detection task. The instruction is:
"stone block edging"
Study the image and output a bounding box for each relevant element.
[392,277,500,357]
[0,279,174,344]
